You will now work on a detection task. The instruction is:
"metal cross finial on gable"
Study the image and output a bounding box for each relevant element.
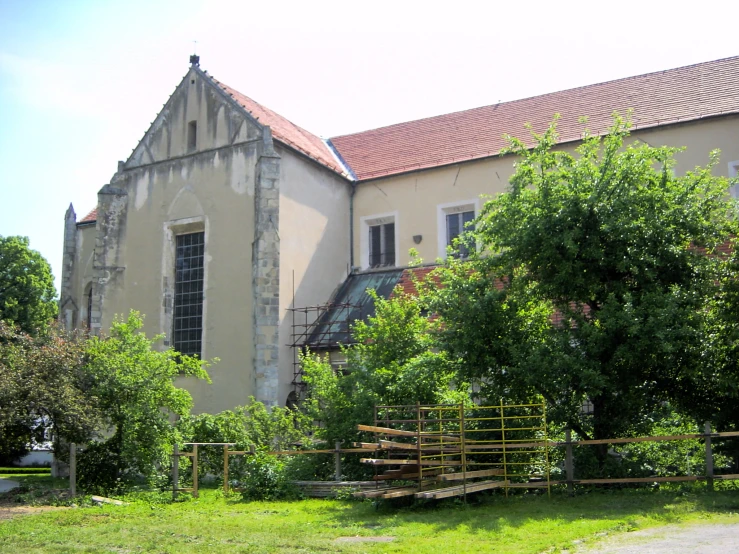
[190,41,200,67]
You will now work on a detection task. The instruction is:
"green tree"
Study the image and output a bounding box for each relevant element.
[0,236,57,334]
[427,116,738,459]
[302,290,465,451]
[0,322,98,464]
[177,398,310,480]
[80,311,211,490]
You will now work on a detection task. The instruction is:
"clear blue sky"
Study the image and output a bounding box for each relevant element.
[1,0,737,294]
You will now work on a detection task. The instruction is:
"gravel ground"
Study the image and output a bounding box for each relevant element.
[578,523,739,553]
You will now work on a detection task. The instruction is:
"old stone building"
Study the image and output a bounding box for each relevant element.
[60,54,739,413]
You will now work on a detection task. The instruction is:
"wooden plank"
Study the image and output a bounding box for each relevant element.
[357,486,412,498]
[715,474,739,480]
[506,481,563,488]
[291,481,381,486]
[361,458,461,467]
[417,480,508,500]
[560,431,739,447]
[358,424,460,441]
[373,469,444,481]
[465,441,550,450]
[437,469,504,481]
[573,476,699,485]
[358,424,419,437]
[379,440,461,453]
[354,442,381,449]
[269,448,375,455]
[381,487,423,499]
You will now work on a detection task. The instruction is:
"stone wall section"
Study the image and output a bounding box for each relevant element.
[59,204,78,330]
[253,128,280,406]
[90,182,128,335]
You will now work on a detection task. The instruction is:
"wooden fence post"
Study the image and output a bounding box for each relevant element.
[565,429,574,496]
[705,422,714,492]
[223,444,230,493]
[334,441,342,481]
[192,444,199,498]
[69,443,76,497]
[172,444,179,500]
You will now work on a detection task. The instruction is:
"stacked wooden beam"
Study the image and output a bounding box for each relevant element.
[352,423,508,500]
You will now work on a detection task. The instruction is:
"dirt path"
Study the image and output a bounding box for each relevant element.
[580,523,739,553]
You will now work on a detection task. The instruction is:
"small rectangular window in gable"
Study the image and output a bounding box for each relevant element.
[187,120,197,152]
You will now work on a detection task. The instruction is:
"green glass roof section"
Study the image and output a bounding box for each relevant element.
[304,268,404,349]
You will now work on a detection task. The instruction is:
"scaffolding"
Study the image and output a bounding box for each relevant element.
[288,301,362,395]
[353,401,551,500]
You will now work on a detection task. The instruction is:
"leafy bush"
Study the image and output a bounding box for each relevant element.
[177,398,310,483]
[235,452,297,501]
[75,441,124,496]
[80,311,211,491]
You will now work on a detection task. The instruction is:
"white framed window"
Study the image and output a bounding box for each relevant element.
[437,200,480,259]
[360,212,398,269]
[160,216,208,358]
[729,161,739,199]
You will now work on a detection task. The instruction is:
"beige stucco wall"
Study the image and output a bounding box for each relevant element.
[352,115,739,268]
[277,147,352,405]
[91,68,265,414]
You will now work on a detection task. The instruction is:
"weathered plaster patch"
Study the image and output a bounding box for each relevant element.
[230,152,250,195]
[135,171,150,210]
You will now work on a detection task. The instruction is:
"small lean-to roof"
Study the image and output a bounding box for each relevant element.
[209,76,349,177]
[329,55,739,181]
[78,208,97,225]
[303,268,405,349]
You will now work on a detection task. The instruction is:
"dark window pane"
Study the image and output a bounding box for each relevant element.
[447,214,460,246]
[173,232,204,357]
[369,225,382,267]
[383,223,395,266]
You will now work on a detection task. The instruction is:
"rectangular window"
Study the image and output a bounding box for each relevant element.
[187,120,197,152]
[173,232,204,356]
[446,210,475,258]
[368,222,395,268]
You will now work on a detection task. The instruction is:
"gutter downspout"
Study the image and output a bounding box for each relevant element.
[349,183,356,271]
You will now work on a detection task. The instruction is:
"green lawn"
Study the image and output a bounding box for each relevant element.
[1,483,739,553]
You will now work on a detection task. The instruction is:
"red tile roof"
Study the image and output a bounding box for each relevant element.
[393,266,440,297]
[209,76,348,177]
[330,56,739,181]
[78,208,97,224]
